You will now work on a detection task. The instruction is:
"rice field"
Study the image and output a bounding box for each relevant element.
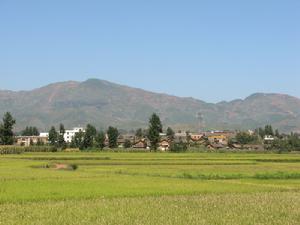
[1,152,300,224]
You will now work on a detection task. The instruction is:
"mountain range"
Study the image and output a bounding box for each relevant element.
[1,78,300,133]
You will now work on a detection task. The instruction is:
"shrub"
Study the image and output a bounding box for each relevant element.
[69,164,78,171]
[23,146,58,153]
[0,146,24,154]
[123,139,132,148]
[170,141,188,152]
[0,145,58,154]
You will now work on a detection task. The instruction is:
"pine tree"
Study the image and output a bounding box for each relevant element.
[95,131,106,150]
[82,124,97,149]
[147,113,162,151]
[107,126,119,148]
[135,128,143,139]
[0,112,16,145]
[166,127,175,140]
[48,126,58,146]
[21,126,39,136]
[124,139,132,148]
[71,131,84,149]
[57,123,66,149]
[265,125,274,136]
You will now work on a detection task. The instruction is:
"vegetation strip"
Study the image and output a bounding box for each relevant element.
[112,170,300,180]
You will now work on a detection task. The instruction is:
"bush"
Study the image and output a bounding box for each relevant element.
[123,139,132,148]
[236,132,259,145]
[0,146,24,154]
[170,141,188,152]
[69,164,78,171]
[0,145,57,154]
[23,146,58,153]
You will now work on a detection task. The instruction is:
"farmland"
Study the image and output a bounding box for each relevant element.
[1,152,300,225]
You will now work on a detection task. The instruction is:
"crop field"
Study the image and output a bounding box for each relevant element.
[1,152,300,225]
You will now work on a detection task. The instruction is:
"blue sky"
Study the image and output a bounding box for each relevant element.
[0,0,299,103]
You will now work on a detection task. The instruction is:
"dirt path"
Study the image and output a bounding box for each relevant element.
[54,164,68,170]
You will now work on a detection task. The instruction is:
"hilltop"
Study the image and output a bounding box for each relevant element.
[0,79,300,132]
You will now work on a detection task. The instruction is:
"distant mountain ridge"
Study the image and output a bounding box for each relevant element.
[1,79,300,133]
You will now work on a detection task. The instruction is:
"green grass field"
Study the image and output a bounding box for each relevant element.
[1,152,300,224]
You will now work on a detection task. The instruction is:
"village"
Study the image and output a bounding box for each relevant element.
[15,126,276,151]
[0,111,293,152]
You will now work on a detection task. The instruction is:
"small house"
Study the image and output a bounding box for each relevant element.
[159,139,170,151]
[16,136,48,146]
[132,139,148,149]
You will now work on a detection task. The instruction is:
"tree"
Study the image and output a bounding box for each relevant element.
[57,123,66,149]
[0,112,16,145]
[36,138,44,146]
[235,132,258,145]
[124,139,132,148]
[166,127,175,141]
[107,126,119,148]
[70,131,84,149]
[95,131,106,150]
[147,113,162,151]
[82,124,97,149]
[170,141,188,152]
[48,126,58,146]
[21,126,39,136]
[258,127,265,139]
[264,125,274,136]
[270,139,291,152]
[135,128,143,139]
[59,124,65,134]
[288,133,300,150]
[186,131,191,145]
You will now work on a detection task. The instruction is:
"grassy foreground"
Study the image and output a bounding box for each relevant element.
[1,152,300,224]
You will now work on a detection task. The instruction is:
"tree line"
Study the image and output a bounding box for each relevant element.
[1,111,300,152]
[48,124,119,150]
[47,113,168,151]
[0,112,176,151]
[233,125,300,151]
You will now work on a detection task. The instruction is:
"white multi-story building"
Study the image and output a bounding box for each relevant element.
[39,132,49,138]
[64,127,85,143]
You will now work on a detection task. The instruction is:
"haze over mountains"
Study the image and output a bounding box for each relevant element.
[0,78,300,133]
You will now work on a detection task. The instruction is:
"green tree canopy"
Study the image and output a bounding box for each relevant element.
[166,127,175,140]
[59,124,65,135]
[236,131,258,145]
[147,113,162,151]
[124,139,132,148]
[264,125,274,136]
[56,123,67,149]
[0,112,16,145]
[170,141,188,152]
[21,126,39,136]
[258,127,265,139]
[95,131,106,150]
[135,128,143,139]
[48,126,58,146]
[107,126,119,148]
[82,124,97,149]
[70,130,85,149]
